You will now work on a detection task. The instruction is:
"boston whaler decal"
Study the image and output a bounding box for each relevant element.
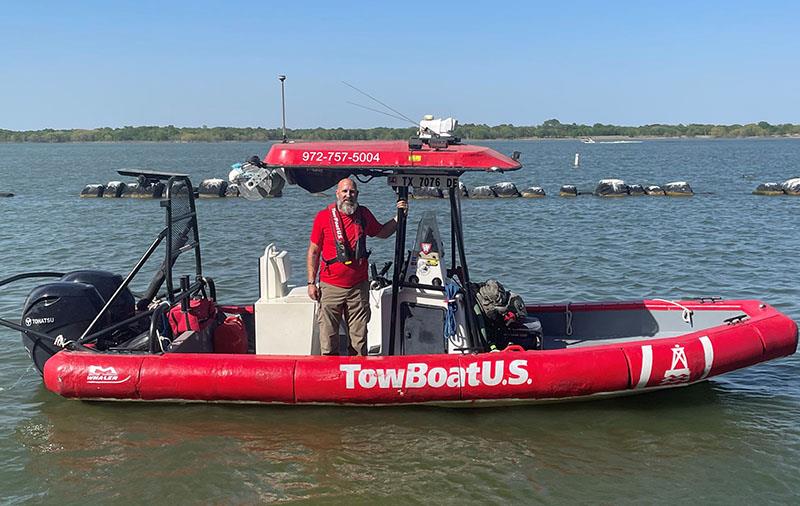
[86,365,131,384]
[340,360,531,390]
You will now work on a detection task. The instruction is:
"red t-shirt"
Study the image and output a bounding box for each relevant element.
[310,205,383,288]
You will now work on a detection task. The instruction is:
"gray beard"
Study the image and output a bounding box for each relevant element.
[337,201,358,215]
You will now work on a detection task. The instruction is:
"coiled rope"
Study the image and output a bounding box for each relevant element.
[652,298,694,326]
[565,301,573,336]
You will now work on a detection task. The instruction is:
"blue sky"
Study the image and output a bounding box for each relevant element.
[1,1,798,130]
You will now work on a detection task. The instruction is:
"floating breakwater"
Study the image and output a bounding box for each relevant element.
[753,177,800,196]
[80,178,699,200]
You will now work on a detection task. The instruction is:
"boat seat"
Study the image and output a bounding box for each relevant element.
[260,243,291,299]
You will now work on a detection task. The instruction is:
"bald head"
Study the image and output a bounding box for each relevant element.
[335,178,359,215]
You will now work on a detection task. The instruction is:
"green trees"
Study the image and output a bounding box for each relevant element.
[1,121,799,142]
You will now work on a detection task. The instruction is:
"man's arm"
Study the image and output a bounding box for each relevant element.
[375,217,397,239]
[306,241,321,300]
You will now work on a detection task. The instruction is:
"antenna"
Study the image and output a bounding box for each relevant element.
[346,101,414,124]
[342,81,418,126]
[278,75,287,143]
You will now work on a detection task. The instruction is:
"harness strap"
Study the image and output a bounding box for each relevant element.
[323,204,369,266]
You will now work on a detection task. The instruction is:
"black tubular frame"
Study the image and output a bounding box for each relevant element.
[0,171,207,355]
[388,186,409,355]
[448,187,485,351]
[77,174,203,343]
[385,176,485,356]
[163,175,203,305]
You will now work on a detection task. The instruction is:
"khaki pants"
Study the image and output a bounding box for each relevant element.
[318,280,370,355]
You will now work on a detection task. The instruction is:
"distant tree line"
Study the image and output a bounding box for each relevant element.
[1,119,799,143]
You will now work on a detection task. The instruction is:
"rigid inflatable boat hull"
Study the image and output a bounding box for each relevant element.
[43,307,797,406]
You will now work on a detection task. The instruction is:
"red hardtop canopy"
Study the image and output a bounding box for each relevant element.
[263,140,521,173]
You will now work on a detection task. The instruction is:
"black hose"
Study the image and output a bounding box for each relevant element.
[0,272,63,289]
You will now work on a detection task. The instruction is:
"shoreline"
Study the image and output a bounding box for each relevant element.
[1,135,799,144]
[0,135,800,145]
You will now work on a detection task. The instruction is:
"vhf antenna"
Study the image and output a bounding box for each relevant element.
[342,81,418,126]
[278,75,287,143]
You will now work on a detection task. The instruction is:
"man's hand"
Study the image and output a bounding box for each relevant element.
[307,283,320,301]
[396,199,408,215]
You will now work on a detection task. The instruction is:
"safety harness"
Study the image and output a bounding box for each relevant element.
[323,203,370,266]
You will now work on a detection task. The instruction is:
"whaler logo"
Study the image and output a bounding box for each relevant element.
[25,316,54,326]
[340,360,531,390]
[86,365,131,384]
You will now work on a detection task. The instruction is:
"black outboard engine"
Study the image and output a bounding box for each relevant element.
[20,270,137,373]
[60,270,135,323]
[21,282,107,374]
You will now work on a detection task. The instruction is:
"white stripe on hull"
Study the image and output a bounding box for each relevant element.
[699,335,714,379]
[636,345,653,389]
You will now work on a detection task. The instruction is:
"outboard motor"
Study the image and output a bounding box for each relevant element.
[20,270,137,373]
[60,270,135,323]
[21,282,107,374]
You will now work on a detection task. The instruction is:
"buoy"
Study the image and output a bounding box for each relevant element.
[490,182,520,198]
[198,178,228,198]
[411,187,444,199]
[781,177,800,195]
[80,184,105,198]
[103,181,125,198]
[225,183,240,198]
[628,184,646,196]
[594,179,629,197]
[663,181,693,196]
[521,186,546,198]
[573,153,580,167]
[559,185,578,197]
[471,185,496,199]
[644,185,665,196]
[121,182,165,199]
[753,183,784,196]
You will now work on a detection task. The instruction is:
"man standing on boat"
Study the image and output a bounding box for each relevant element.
[307,177,407,355]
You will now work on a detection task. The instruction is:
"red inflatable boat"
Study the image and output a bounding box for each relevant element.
[2,120,796,406]
[41,299,796,405]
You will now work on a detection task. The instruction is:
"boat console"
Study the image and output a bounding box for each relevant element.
[253,212,472,356]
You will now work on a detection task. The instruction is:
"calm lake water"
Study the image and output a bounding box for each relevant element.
[1,139,798,503]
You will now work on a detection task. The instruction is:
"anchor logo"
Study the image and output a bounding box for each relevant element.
[660,344,691,385]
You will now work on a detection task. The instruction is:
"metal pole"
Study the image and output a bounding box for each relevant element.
[449,188,484,351]
[79,229,166,340]
[278,75,287,143]
[388,186,408,355]
[449,187,456,273]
